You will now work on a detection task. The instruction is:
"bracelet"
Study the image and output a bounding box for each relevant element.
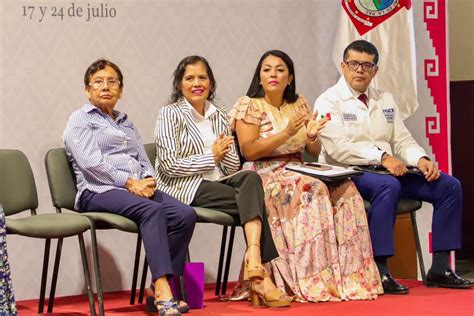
[307,134,318,142]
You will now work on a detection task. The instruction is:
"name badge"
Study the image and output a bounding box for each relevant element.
[383,108,394,123]
[342,113,358,121]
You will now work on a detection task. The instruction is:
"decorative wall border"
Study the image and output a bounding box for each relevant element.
[423,0,450,173]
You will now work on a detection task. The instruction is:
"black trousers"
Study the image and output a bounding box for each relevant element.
[191,170,279,263]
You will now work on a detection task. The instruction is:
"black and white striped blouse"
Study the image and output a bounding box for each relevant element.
[154,97,240,204]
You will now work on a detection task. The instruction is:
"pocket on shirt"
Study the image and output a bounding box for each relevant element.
[90,123,128,149]
[343,121,364,138]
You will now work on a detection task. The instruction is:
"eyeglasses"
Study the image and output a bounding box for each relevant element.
[89,78,121,90]
[345,60,376,72]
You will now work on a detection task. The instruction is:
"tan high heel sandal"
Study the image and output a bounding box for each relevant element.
[243,244,265,281]
[250,272,292,308]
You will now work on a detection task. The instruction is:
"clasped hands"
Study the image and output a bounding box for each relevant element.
[125,177,156,198]
[285,110,328,140]
[212,132,234,163]
[382,155,440,181]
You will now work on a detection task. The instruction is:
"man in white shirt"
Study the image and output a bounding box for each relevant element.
[314,40,470,294]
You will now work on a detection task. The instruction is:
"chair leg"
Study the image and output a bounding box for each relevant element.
[179,248,191,302]
[176,249,191,302]
[138,257,149,304]
[78,233,97,316]
[89,223,105,316]
[222,226,236,296]
[38,239,51,314]
[130,234,142,305]
[47,238,63,313]
[179,275,187,302]
[186,249,191,262]
[215,226,228,296]
[411,212,427,284]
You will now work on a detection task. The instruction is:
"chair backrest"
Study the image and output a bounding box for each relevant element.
[0,149,39,215]
[46,145,156,211]
[231,132,246,167]
[143,143,156,167]
[44,148,77,211]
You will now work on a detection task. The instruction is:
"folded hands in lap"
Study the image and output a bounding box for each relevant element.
[125,177,156,198]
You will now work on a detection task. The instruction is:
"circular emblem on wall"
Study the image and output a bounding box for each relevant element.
[354,0,399,17]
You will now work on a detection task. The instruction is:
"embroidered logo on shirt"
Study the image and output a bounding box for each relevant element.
[383,108,394,123]
[342,113,358,121]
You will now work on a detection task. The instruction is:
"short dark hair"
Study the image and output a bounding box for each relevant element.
[246,50,298,103]
[84,59,124,88]
[343,40,379,65]
[169,55,216,104]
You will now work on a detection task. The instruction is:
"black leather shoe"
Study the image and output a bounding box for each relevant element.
[426,269,472,289]
[381,273,409,294]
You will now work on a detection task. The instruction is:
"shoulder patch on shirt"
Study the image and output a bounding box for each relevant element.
[382,108,394,123]
[342,113,358,121]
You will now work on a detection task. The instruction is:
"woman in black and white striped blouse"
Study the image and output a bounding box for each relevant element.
[155,56,291,308]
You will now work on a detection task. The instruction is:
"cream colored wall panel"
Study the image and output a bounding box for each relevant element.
[448,0,474,81]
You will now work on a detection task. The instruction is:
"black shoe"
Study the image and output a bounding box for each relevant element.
[381,273,409,294]
[426,269,472,289]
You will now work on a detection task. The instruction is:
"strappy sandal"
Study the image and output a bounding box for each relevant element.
[228,280,252,301]
[146,284,190,313]
[155,299,181,316]
[244,243,265,281]
[250,271,292,308]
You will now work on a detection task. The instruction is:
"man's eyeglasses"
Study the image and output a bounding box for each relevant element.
[344,61,376,72]
[89,78,121,90]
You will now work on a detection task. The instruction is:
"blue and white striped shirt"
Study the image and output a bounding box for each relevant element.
[63,103,154,209]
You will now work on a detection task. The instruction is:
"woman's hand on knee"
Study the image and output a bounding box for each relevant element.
[125,178,156,198]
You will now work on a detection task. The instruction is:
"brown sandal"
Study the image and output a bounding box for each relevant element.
[250,271,292,307]
[244,244,265,281]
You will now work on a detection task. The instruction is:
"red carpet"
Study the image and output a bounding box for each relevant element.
[17,280,474,316]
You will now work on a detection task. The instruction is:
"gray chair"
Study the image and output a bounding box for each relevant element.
[0,149,96,315]
[44,148,144,316]
[138,143,241,301]
[363,198,426,282]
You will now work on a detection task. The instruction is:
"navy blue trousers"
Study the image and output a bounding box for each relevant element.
[352,172,462,257]
[79,189,196,281]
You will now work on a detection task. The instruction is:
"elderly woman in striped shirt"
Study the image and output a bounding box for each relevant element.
[154,56,291,308]
[63,59,195,316]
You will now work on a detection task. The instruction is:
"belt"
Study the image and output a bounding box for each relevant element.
[258,153,302,162]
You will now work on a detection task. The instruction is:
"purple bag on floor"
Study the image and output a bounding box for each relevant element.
[170,262,205,309]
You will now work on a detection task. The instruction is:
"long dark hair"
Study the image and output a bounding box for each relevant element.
[246,50,298,103]
[169,55,216,103]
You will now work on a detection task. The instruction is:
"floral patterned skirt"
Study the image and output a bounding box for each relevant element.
[0,205,17,315]
[243,161,382,302]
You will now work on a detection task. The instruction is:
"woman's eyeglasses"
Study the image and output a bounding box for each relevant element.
[89,78,121,90]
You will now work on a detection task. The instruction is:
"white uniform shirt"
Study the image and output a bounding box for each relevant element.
[313,76,426,167]
[185,99,225,181]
